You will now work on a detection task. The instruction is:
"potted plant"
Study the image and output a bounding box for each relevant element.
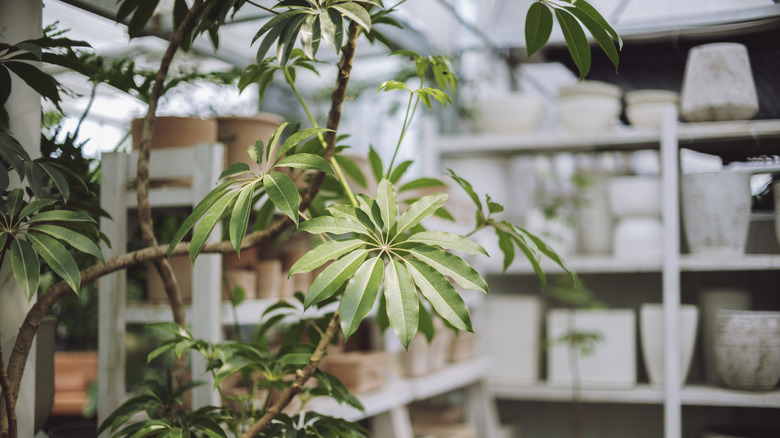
[0,1,621,436]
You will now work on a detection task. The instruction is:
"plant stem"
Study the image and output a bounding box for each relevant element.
[386,77,423,178]
[0,343,16,438]
[283,68,357,206]
[0,271,12,295]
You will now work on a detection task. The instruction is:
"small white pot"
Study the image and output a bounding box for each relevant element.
[713,310,780,391]
[698,288,752,385]
[639,304,698,386]
[474,93,547,134]
[547,308,636,387]
[608,175,661,219]
[613,217,663,259]
[576,174,613,255]
[681,171,751,255]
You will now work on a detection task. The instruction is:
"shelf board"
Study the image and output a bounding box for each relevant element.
[433,119,780,158]
[681,385,780,408]
[307,358,492,422]
[488,379,664,405]
[680,254,780,272]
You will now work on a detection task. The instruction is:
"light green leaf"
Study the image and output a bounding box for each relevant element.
[30,224,105,264]
[496,228,516,272]
[398,177,446,193]
[332,2,371,31]
[300,13,320,59]
[147,341,176,363]
[298,216,374,237]
[10,238,39,301]
[277,127,330,159]
[326,204,376,233]
[514,224,578,286]
[388,160,412,184]
[274,153,334,175]
[376,179,397,233]
[289,238,365,275]
[525,2,553,58]
[565,5,619,71]
[264,122,290,167]
[27,209,95,224]
[18,198,56,220]
[447,169,483,213]
[417,303,435,343]
[377,80,412,93]
[405,259,472,332]
[409,247,488,294]
[263,171,300,227]
[219,162,251,180]
[395,192,448,236]
[168,181,234,258]
[406,231,487,256]
[340,257,384,339]
[555,8,591,80]
[189,190,240,264]
[27,232,80,293]
[229,182,256,254]
[304,249,368,308]
[383,259,418,348]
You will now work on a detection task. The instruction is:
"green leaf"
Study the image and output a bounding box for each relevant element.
[417,303,435,343]
[298,216,374,238]
[30,224,105,264]
[398,177,446,193]
[496,228,516,272]
[565,4,619,71]
[264,122,290,167]
[405,259,472,332]
[6,188,24,221]
[319,9,340,53]
[219,162,251,180]
[375,179,397,233]
[446,169,483,213]
[406,231,487,256]
[277,342,316,365]
[0,167,8,192]
[289,238,365,275]
[27,209,95,224]
[515,224,578,286]
[377,80,412,93]
[383,259,418,348]
[332,2,371,32]
[36,162,70,202]
[263,171,300,227]
[277,127,329,159]
[189,190,240,263]
[500,225,545,286]
[367,147,383,184]
[277,13,307,65]
[572,0,622,49]
[147,341,176,363]
[304,249,367,308]
[252,10,298,45]
[275,154,334,175]
[301,14,321,59]
[10,238,39,301]
[334,154,367,189]
[388,160,412,184]
[17,198,56,220]
[375,294,389,332]
[555,8,591,81]
[253,197,275,231]
[340,257,384,339]
[229,182,256,254]
[27,232,81,293]
[409,247,488,294]
[395,192,448,236]
[326,204,377,233]
[168,181,234,258]
[4,61,61,106]
[525,2,553,58]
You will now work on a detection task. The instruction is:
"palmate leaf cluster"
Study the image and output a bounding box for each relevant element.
[525,0,622,80]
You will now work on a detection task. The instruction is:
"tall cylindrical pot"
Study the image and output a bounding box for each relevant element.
[217,113,285,173]
[713,310,780,390]
[639,304,698,385]
[681,171,751,255]
[577,174,613,254]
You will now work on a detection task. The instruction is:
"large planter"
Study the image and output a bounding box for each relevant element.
[681,171,751,255]
[639,304,698,385]
[131,116,218,150]
[698,288,752,384]
[680,42,759,122]
[547,308,636,388]
[216,113,285,173]
[147,255,193,304]
[713,310,780,391]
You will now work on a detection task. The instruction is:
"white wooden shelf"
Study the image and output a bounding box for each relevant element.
[488,379,780,409]
[307,357,493,422]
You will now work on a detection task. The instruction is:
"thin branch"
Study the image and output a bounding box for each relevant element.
[0,343,16,438]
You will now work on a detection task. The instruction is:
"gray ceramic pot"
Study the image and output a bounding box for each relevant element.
[713,310,780,391]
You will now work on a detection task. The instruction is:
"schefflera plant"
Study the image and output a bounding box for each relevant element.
[290,178,488,347]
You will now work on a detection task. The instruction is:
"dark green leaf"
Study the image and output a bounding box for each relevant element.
[263,171,300,227]
[496,228,515,272]
[27,232,80,293]
[252,197,275,231]
[229,182,256,254]
[383,259,418,348]
[555,8,591,80]
[417,303,435,343]
[277,342,316,365]
[446,169,483,213]
[572,0,623,49]
[219,162,251,180]
[565,5,619,71]
[277,13,307,65]
[275,154,334,175]
[10,238,39,301]
[334,154,367,189]
[405,259,472,332]
[36,162,69,202]
[304,249,367,308]
[254,11,297,63]
[27,209,95,224]
[277,127,329,158]
[300,14,321,59]
[289,238,365,275]
[398,177,446,193]
[17,198,56,220]
[525,2,553,59]
[6,188,23,220]
[189,190,240,263]
[30,224,105,264]
[4,61,61,106]
[340,257,384,339]
[367,147,383,184]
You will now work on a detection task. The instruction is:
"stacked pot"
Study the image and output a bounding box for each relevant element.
[608,174,663,259]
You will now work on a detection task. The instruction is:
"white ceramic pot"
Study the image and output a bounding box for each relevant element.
[613,217,663,259]
[639,304,698,385]
[713,310,780,391]
[485,295,544,382]
[680,43,759,122]
[681,171,751,255]
[474,93,547,134]
[577,174,613,254]
[547,308,636,387]
[557,95,621,134]
[625,89,679,129]
[608,175,661,219]
[698,288,752,384]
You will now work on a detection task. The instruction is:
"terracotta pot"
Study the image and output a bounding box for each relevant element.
[216,113,285,173]
[713,310,780,391]
[147,255,193,304]
[223,269,257,301]
[52,351,98,416]
[131,116,218,150]
[320,351,390,394]
[255,259,282,299]
[224,247,258,270]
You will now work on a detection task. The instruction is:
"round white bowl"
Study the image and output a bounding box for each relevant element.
[608,176,662,218]
[613,217,663,258]
[475,94,547,134]
[626,102,678,129]
[559,80,622,99]
[557,95,621,134]
[625,89,679,106]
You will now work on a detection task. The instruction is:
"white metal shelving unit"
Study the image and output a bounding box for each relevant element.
[426,114,780,438]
